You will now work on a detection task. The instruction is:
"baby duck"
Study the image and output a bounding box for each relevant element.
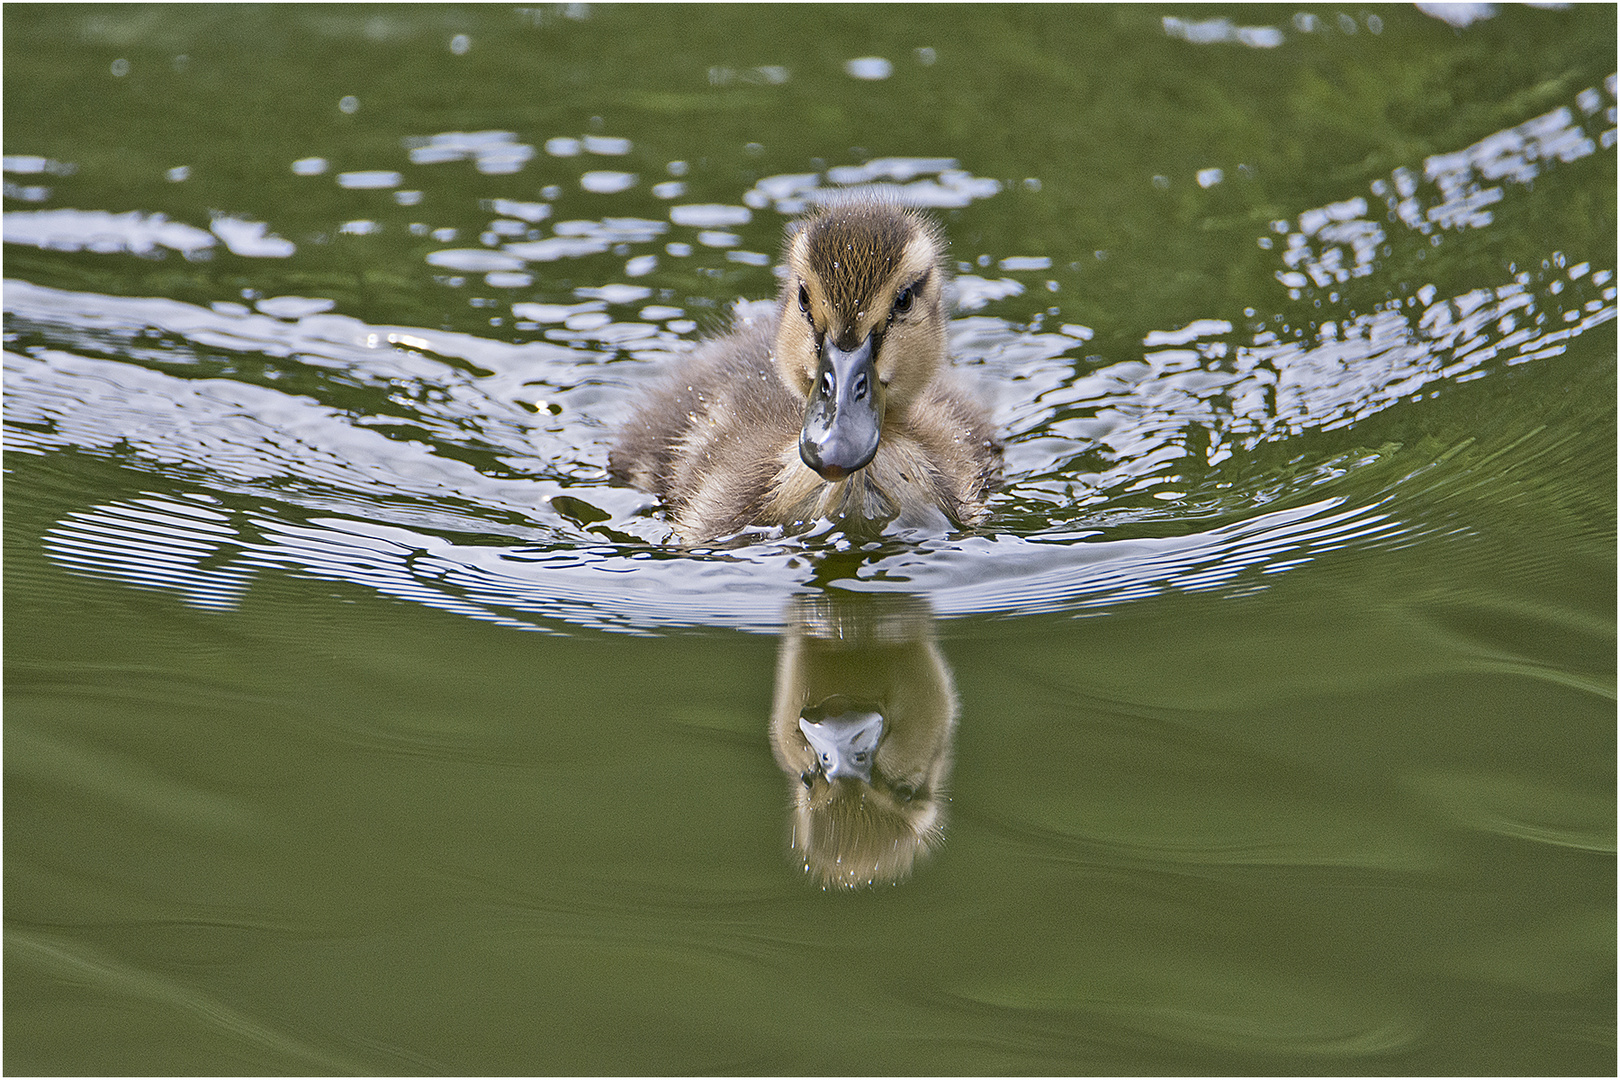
[770,593,958,890]
[610,198,1001,542]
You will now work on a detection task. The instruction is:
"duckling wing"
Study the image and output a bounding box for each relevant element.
[610,316,802,537]
[901,373,1004,523]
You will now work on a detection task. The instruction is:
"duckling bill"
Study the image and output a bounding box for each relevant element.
[610,199,1001,542]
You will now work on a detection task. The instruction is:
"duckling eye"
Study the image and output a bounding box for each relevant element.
[797,283,810,315]
[893,285,915,315]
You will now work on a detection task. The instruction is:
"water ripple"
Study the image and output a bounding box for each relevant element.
[6,928,366,1073]
[6,70,1613,634]
[39,492,1409,634]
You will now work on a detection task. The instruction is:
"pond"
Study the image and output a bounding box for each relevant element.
[4,3,1615,1074]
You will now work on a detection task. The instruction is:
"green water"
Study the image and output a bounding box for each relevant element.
[5,4,1615,1074]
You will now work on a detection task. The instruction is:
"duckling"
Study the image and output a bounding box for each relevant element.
[769,594,957,890]
[610,198,1001,542]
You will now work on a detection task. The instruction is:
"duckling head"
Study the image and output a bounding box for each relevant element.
[774,201,949,480]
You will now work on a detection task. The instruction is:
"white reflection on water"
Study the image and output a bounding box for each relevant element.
[1162,16,1285,49]
[404,129,535,174]
[336,170,403,190]
[970,256,1613,507]
[580,170,637,194]
[2,209,300,260]
[209,217,296,258]
[2,154,77,175]
[2,208,215,258]
[7,177,1614,629]
[5,74,1616,634]
[1280,96,1613,295]
[743,158,1002,215]
[9,201,1609,527]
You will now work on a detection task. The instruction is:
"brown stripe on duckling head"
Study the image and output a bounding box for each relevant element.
[794,202,945,349]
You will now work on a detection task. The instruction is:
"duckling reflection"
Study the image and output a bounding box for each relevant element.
[770,593,957,889]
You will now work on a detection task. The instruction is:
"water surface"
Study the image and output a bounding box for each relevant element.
[5,4,1615,1074]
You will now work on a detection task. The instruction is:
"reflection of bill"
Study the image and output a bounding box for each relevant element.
[770,594,957,889]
